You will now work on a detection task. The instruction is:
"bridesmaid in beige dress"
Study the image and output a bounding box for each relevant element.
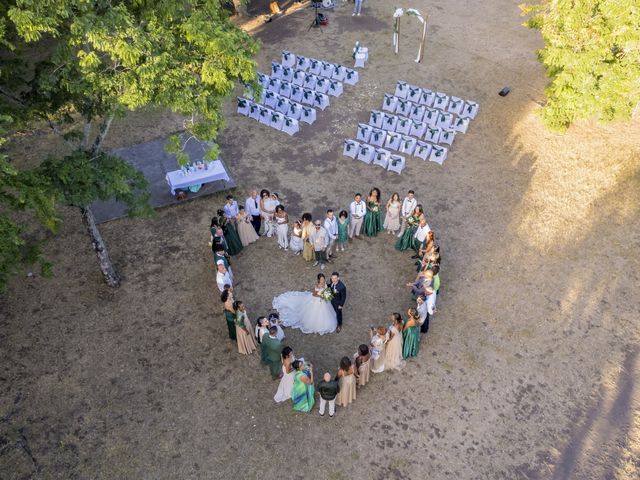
[383,192,402,234]
[236,206,259,246]
[234,301,257,355]
[370,326,387,373]
[336,356,356,407]
[354,344,371,387]
[301,213,315,262]
[384,312,405,370]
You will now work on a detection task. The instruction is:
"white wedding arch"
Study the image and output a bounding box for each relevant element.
[392,7,429,63]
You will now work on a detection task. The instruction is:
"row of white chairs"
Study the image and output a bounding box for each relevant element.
[343,142,407,174]
[258,72,342,102]
[346,129,448,163]
[281,52,361,83]
[237,99,304,136]
[359,123,455,149]
[388,82,479,119]
[270,61,359,86]
[239,95,317,123]
[378,99,471,132]
[367,114,460,145]
[258,74,332,109]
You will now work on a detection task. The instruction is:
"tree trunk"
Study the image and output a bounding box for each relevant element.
[81,205,121,288]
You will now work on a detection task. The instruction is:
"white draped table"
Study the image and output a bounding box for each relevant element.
[165,160,230,195]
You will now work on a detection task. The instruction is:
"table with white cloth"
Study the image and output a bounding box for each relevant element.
[165,160,230,195]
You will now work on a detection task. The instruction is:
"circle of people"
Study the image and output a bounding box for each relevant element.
[210,187,441,416]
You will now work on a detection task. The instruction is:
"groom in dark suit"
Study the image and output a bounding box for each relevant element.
[329,272,347,333]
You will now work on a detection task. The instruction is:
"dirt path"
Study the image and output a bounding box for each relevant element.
[1,1,639,479]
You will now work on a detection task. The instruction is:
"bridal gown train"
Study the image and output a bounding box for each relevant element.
[272,287,337,335]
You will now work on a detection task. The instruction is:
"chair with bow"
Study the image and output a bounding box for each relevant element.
[395,117,411,136]
[438,129,456,146]
[384,132,401,151]
[356,123,372,143]
[424,127,441,143]
[259,107,272,126]
[410,105,426,122]
[275,96,290,114]
[332,65,346,82]
[313,92,330,110]
[387,155,406,175]
[369,110,384,129]
[369,128,386,147]
[315,77,329,94]
[396,99,413,117]
[282,51,296,68]
[237,97,250,116]
[343,139,360,158]
[460,101,479,119]
[344,69,359,85]
[279,81,292,99]
[288,101,302,120]
[297,55,310,72]
[308,58,322,75]
[271,62,283,80]
[264,91,277,109]
[301,88,315,106]
[407,85,422,103]
[373,148,390,168]
[292,70,305,87]
[328,80,343,97]
[410,120,427,138]
[400,136,417,155]
[423,108,438,127]
[382,94,398,113]
[414,141,432,161]
[383,114,398,132]
[267,77,281,93]
[270,111,285,130]
[394,81,408,99]
[436,112,453,130]
[301,106,317,124]
[448,96,464,116]
[452,116,470,134]
[429,145,448,165]
[434,92,450,111]
[357,144,375,164]
[282,116,300,136]
[303,74,317,90]
[419,89,435,107]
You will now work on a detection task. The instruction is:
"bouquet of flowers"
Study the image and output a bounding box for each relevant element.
[319,287,334,303]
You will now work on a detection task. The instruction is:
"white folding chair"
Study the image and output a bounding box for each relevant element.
[271,62,283,79]
[321,62,334,78]
[315,77,329,94]
[410,105,426,122]
[460,101,479,119]
[419,89,434,107]
[369,110,384,129]
[448,96,464,115]
[248,102,260,121]
[279,81,292,98]
[434,92,450,111]
[291,85,303,102]
[436,111,453,130]
[452,116,470,134]
[308,58,322,75]
[313,92,330,110]
[396,99,413,117]
[267,78,281,93]
[344,69,359,85]
[296,56,310,72]
[282,66,294,82]
[282,50,296,68]
[396,117,411,136]
[400,136,417,155]
[292,70,305,87]
[343,139,360,158]
[275,96,289,114]
[369,128,386,147]
[387,155,406,174]
[423,108,438,127]
[385,132,401,150]
[288,101,302,120]
[357,144,375,164]
[259,107,272,125]
[332,65,346,82]
[301,88,315,106]
[438,129,456,146]
[270,111,284,130]
[382,94,398,112]
[394,81,408,99]
[383,114,398,132]
[303,73,317,90]
[409,120,427,138]
[264,91,277,109]
[282,117,299,136]
[414,141,432,160]
[353,42,369,68]
[328,80,343,97]
[237,97,250,116]
[356,123,372,143]
[425,127,441,143]
[257,72,270,88]
[429,145,448,164]
[301,106,317,124]
[407,85,422,103]
[373,148,390,168]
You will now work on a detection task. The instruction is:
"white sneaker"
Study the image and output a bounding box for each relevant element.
[313,261,319,266]
[320,264,325,270]
[352,13,355,16]
[357,13,361,16]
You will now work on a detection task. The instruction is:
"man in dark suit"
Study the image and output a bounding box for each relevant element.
[328,272,347,333]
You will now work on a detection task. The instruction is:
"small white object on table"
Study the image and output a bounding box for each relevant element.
[166,160,230,195]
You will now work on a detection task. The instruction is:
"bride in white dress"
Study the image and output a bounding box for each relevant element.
[272,273,337,335]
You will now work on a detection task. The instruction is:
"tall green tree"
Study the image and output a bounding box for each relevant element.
[1,0,259,287]
[521,0,640,131]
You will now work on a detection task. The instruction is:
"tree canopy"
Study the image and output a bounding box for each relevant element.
[522,0,640,131]
[0,0,259,289]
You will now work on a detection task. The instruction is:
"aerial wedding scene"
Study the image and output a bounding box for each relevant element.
[0,0,638,479]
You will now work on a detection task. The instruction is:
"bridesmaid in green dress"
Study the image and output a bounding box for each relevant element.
[395,205,424,251]
[363,188,382,237]
[291,360,315,412]
[336,210,349,252]
[221,289,237,341]
[216,209,243,256]
[402,308,420,359]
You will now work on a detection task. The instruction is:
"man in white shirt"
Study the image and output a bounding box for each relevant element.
[244,190,261,235]
[309,220,329,269]
[416,295,428,333]
[412,217,431,256]
[424,286,437,333]
[223,195,239,224]
[348,193,365,239]
[216,262,232,292]
[323,209,338,258]
[397,190,417,237]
